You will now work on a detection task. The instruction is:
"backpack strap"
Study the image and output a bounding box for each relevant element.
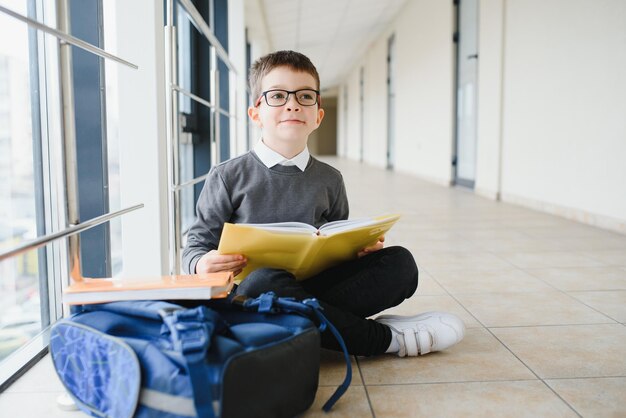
[77,301,222,417]
[241,292,352,412]
[159,305,223,418]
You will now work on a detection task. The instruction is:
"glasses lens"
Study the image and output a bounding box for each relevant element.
[296,90,318,106]
[265,90,288,106]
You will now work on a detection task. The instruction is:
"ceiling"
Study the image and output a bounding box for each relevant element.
[244,0,408,94]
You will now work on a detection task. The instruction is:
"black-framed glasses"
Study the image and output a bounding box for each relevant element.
[255,89,320,107]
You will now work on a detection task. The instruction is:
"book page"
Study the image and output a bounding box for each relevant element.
[318,214,400,236]
[218,223,317,280]
[293,215,401,279]
[237,221,318,234]
[218,215,400,281]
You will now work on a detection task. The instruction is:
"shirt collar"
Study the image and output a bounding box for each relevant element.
[254,139,310,171]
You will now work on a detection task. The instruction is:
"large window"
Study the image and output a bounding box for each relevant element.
[166,0,238,273]
[0,0,240,388]
[0,0,138,388]
[0,0,52,371]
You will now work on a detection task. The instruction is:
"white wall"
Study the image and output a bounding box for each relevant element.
[227,0,249,156]
[475,0,505,200]
[113,0,169,276]
[477,0,626,231]
[340,0,626,233]
[363,38,388,167]
[337,84,347,156]
[345,69,362,161]
[339,0,455,185]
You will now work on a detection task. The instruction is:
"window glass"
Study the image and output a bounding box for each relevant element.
[0,1,45,361]
[176,5,198,239]
[102,0,123,276]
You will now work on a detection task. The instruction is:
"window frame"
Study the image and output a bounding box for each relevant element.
[0,0,139,390]
[0,0,65,390]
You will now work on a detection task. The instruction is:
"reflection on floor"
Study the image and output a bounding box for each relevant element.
[1,157,625,417]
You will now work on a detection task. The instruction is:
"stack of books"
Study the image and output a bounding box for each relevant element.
[63,272,234,305]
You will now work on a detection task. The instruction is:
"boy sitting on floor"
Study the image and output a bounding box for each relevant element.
[183,50,465,357]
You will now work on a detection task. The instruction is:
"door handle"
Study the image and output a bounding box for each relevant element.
[467,54,478,60]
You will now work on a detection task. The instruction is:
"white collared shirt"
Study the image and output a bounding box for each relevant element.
[254,139,310,172]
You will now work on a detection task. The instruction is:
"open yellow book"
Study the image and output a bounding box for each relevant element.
[218,214,400,281]
[63,272,234,305]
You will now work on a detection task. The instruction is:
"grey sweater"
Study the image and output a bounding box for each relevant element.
[182,151,349,274]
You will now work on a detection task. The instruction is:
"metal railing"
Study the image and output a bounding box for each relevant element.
[0,3,141,280]
[0,4,137,69]
[164,0,240,274]
[0,1,142,388]
[0,205,144,269]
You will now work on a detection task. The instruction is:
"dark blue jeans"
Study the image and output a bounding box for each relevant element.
[234,246,419,356]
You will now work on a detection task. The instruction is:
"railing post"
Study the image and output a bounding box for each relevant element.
[165,0,182,274]
[57,0,82,283]
[163,0,242,273]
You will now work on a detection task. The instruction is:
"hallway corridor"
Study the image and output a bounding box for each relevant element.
[306,158,626,417]
[1,158,625,417]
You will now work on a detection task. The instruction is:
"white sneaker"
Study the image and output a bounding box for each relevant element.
[376,312,465,357]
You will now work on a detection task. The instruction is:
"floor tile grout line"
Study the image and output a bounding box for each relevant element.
[427,254,621,326]
[522,266,626,294]
[581,251,626,265]
[514,265,572,293]
[315,372,626,388]
[432,277,585,417]
[562,292,623,324]
[332,156,623,416]
[542,380,584,418]
[439,285,540,380]
[486,322,624,329]
[484,250,523,270]
[412,260,581,415]
[5,157,622,413]
[481,325,583,417]
[420,265,491,330]
[353,375,626,388]
[541,375,626,381]
[486,250,604,271]
[360,378,541,387]
[520,264,620,303]
[418,278,626,295]
[354,356,376,418]
[328,158,625,240]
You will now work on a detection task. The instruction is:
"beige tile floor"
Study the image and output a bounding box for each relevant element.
[1,157,625,417]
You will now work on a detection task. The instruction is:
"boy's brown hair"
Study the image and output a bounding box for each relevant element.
[248,50,321,104]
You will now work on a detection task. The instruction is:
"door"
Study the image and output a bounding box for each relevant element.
[359,66,365,162]
[454,0,479,188]
[387,34,396,170]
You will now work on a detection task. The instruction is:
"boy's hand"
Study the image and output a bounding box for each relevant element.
[196,250,247,277]
[357,236,385,258]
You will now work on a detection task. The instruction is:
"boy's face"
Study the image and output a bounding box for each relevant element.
[248,66,324,151]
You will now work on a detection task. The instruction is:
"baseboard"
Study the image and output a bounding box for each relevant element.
[501,192,626,235]
[475,187,499,201]
[394,167,453,187]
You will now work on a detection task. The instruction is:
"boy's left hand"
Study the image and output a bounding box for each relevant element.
[357,236,385,258]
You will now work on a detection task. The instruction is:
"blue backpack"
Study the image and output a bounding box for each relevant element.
[50,293,351,418]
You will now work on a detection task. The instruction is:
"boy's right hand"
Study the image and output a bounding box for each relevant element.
[196,250,247,277]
